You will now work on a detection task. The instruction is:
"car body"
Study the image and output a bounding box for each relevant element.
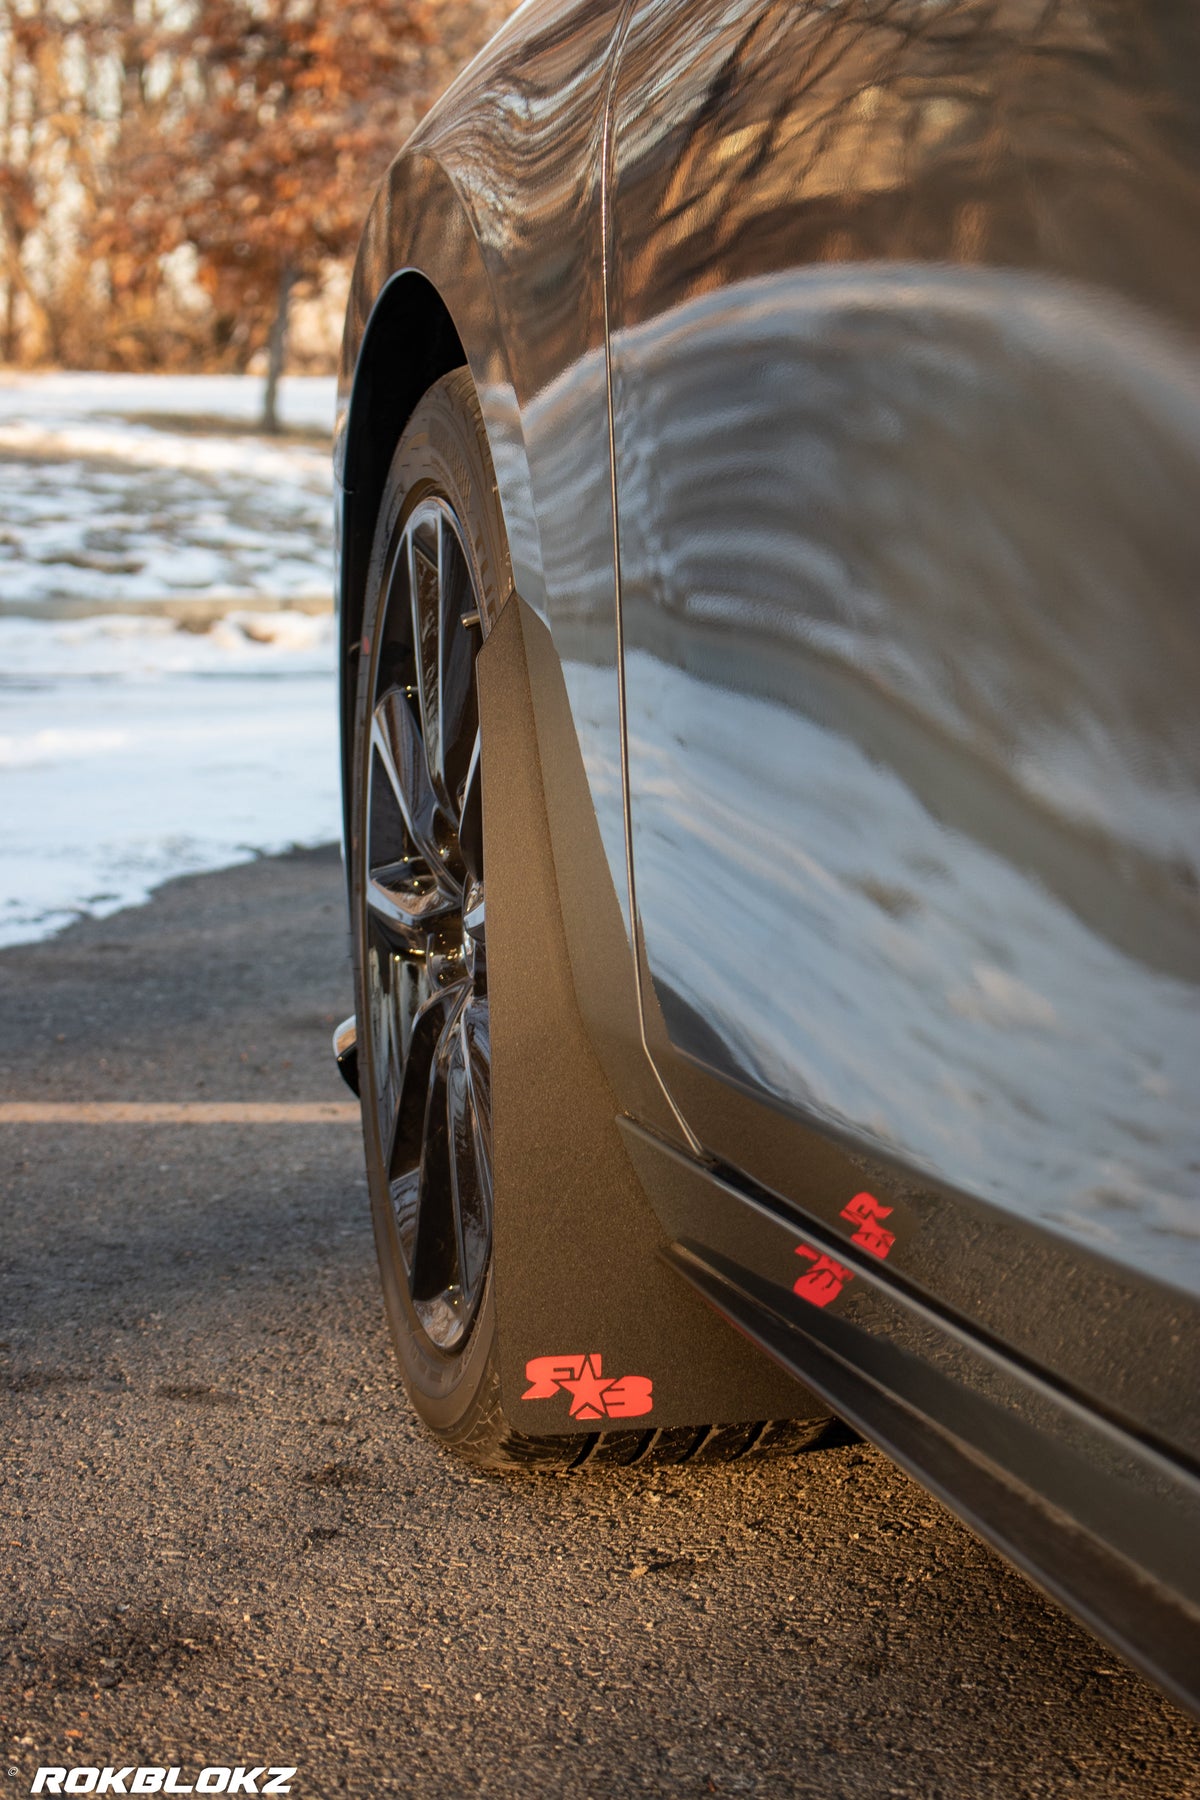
[334,0,1200,1715]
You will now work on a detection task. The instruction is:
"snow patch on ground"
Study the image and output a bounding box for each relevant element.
[0,371,335,614]
[0,369,336,430]
[0,375,341,944]
[0,610,340,946]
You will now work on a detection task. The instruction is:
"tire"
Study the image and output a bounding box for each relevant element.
[350,368,841,1472]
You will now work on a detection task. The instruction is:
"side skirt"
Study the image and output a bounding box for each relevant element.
[617,1114,1200,1720]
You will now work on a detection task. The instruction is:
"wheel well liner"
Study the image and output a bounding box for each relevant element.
[338,269,466,829]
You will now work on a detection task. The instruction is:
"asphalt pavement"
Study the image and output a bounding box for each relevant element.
[2,845,1198,1799]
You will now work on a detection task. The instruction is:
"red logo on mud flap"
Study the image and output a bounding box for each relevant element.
[793,1246,854,1307]
[521,1354,653,1421]
[840,1190,896,1259]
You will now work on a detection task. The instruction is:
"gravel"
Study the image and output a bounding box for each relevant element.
[2,846,1198,1798]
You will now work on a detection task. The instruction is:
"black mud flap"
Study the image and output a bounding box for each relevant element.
[477,594,826,1436]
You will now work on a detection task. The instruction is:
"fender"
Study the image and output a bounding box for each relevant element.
[335,0,628,647]
[336,154,543,633]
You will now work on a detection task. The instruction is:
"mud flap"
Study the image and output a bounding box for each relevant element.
[477,594,826,1435]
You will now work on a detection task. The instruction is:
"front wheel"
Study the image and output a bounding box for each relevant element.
[350,370,585,1467]
[349,369,837,1473]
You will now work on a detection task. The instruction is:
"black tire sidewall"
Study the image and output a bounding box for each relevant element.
[350,369,511,1436]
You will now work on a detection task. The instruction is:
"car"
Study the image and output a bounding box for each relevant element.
[330,0,1200,1716]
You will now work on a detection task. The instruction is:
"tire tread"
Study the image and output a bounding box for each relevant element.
[446,1346,843,1473]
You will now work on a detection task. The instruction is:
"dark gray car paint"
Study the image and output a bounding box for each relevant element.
[335,0,1200,1712]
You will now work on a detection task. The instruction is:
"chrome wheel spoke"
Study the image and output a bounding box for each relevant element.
[460,997,492,1174]
[458,731,484,887]
[447,1005,490,1312]
[371,685,441,867]
[409,996,467,1344]
[409,511,478,823]
[436,522,478,810]
[407,526,436,776]
[376,978,445,1265]
[368,687,457,923]
[365,915,432,1135]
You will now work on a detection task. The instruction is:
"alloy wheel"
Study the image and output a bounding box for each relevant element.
[362,497,491,1354]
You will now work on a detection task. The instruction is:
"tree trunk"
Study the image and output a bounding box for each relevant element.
[3,268,17,364]
[1,14,16,363]
[262,265,297,434]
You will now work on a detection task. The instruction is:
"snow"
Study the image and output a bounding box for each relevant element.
[0,374,341,945]
[0,371,335,614]
[0,369,336,430]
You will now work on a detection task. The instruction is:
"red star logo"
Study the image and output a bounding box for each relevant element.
[558,1353,615,1420]
[522,1352,653,1418]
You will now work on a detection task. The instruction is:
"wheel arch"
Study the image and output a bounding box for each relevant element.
[333,129,553,851]
[340,265,466,577]
[336,265,467,839]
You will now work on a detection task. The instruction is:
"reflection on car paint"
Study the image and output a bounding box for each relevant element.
[605,271,1199,1296]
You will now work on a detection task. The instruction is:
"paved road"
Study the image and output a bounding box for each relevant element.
[2,847,1198,1799]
